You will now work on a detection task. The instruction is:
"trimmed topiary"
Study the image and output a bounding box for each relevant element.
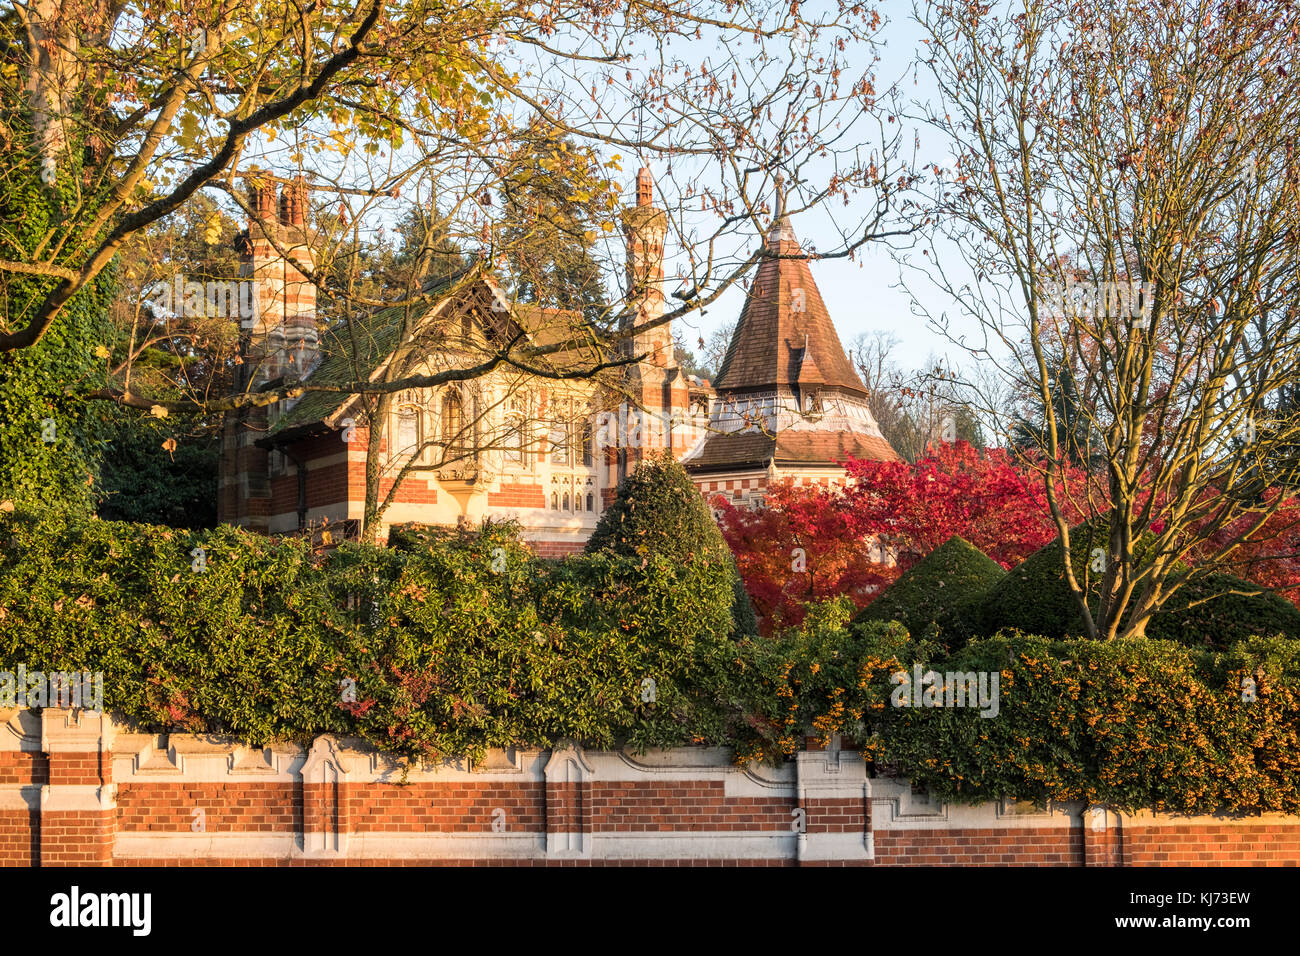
[1147,572,1300,649]
[979,517,1300,645]
[586,452,752,636]
[852,535,1005,647]
[978,517,1151,639]
[588,453,728,562]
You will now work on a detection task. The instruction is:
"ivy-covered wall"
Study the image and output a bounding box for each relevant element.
[1,514,1297,815]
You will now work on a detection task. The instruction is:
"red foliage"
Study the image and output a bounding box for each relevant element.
[715,441,1096,634]
[1195,492,1300,604]
[716,440,1300,635]
[712,480,897,635]
[841,441,1095,570]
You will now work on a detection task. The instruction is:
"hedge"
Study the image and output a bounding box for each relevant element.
[852,534,1005,648]
[586,452,758,637]
[0,513,743,761]
[739,604,1300,814]
[976,520,1300,644]
[871,633,1300,815]
[3,511,1299,813]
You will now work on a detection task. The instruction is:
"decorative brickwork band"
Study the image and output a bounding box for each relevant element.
[0,713,1297,866]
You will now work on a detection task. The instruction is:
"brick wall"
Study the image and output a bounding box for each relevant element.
[2,710,1297,866]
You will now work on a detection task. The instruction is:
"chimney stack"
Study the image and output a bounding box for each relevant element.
[280,177,307,228]
[637,166,653,207]
[251,179,279,223]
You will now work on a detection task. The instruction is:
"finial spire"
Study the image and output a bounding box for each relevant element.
[767,170,796,245]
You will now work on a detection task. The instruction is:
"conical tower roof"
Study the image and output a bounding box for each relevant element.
[713,212,867,397]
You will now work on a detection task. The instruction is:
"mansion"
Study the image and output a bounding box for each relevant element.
[217,169,898,554]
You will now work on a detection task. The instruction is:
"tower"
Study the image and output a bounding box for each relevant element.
[681,173,898,504]
[613,167,691,483]
[217,175,320,530]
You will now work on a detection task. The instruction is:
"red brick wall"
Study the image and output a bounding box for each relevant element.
[874,828,1084,866]
[487,483,546,509]
[1122,825,1300,866]
[6,714,1300,867]
[530,540,585,558]
[117,784,300,832]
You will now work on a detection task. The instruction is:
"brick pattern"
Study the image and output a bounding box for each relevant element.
[349,783,546,832]
[39,810,114,866]
[0,809,38,866]
[487,482,546,509]
[9,715,1300,867]
[587,783,790,832]
[116,858,796,867]
[117,784,299,832]
[1123,825,1300,866]
[530,540,585,559]
[875,828,1085,866]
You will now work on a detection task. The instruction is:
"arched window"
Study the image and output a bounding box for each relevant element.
[442,390,466,461]
[586,493,594,512]
[563,492,570,511]
[582,420,594,467]
[503,394,527,466]
[395,402,420,458]
[551,491,559,510]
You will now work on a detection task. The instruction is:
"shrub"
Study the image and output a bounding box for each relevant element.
[852,535,1005,648]
[978,518,1156,638]
[1145,573,1300,649]
[871,634,1300,815]
[588,452,728,562]
[981,518,1300,644]
[0,512,744,761]
[587,452,754,636]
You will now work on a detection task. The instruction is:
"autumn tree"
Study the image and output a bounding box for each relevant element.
[1,1,925,530]
[913,0,1300,638]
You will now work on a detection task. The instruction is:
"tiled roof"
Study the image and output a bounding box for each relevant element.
[684,427,898,472]
[713,221,868,397]
[269,276,607,437]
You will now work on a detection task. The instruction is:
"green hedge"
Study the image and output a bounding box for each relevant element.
[586,452,758,637]
[0,514,742,760]
[4,512,1299,814]
[852,535,1005,648]
[739,604,1300,814]
[1146,573,1300,650]
[871,633,1300,814]
[977,520,1300,644]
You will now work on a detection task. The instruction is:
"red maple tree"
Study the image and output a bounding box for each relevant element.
[714,441,1097,633]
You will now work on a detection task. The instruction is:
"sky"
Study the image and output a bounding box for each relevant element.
[229,2,980,379]
[663,6,977,378]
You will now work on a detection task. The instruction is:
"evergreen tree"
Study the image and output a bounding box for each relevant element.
[1011,364,1101,467]
[499,128,612,325]
[587,453,757,637]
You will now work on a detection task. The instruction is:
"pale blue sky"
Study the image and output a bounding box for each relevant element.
[667,6,974,377]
